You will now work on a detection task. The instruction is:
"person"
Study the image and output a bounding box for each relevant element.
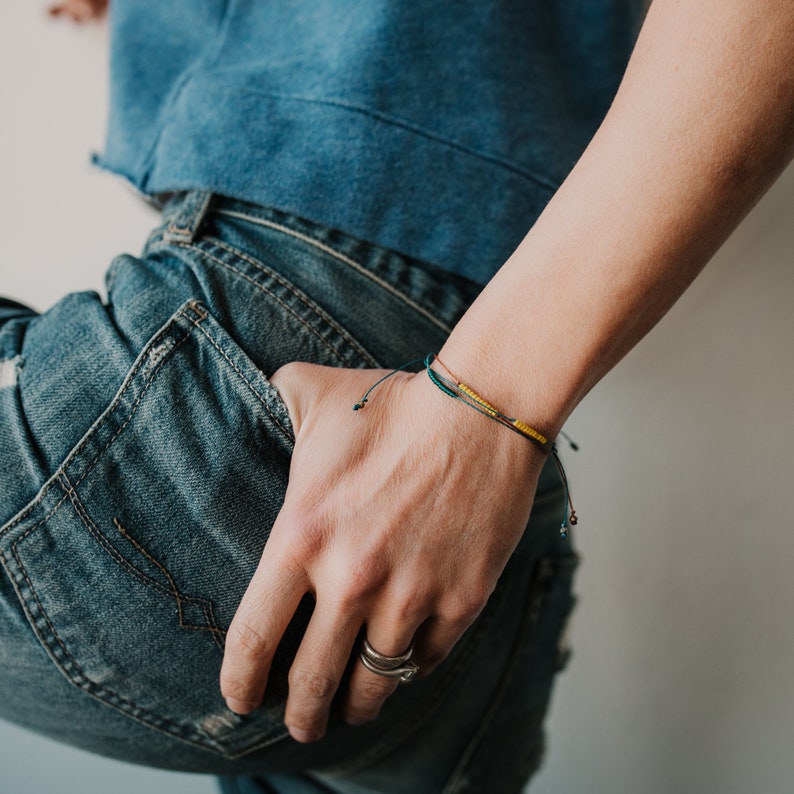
[2,1,793,792]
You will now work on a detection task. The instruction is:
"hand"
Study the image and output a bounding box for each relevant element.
[219,361,547,742]
[48,0,108,22]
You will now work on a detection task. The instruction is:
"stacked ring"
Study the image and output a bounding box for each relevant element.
[359,639,419,683]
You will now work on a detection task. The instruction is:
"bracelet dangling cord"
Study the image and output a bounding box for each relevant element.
[353,353,579,538]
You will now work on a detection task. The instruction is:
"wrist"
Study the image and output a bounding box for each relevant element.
[409,362,577,534]
[435,321,584,445]
[407,362,549,480]
[435,232,609,441]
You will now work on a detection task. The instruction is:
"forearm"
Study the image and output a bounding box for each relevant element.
[440,0,794,436]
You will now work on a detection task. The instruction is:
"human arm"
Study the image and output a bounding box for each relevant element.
[220,0,794,743]
[437,0,794,435]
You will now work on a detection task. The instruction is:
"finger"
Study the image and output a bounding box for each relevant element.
[344,610,426,726]
[283,600,362,743]
[48,1,91,21]
[220,545,307,715]
[411,612,474,678]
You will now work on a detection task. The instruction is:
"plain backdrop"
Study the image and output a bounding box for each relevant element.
[2,4,793,794]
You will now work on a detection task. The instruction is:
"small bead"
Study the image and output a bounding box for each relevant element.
[513,420,547,445]
[458,383,499,414]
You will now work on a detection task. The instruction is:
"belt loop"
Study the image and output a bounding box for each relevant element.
[163,191,213,244]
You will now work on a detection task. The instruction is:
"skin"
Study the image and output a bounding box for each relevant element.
[54,0,794,744]
[48,0,107,22]
[223,0,794,743]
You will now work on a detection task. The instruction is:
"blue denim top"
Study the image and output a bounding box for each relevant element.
[96,1,643,284]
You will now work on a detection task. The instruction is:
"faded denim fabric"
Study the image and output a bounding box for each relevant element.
[97,1,644,283]
[0,192,577,792]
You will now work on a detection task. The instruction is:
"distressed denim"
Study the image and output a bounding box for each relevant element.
[0,192,578,793]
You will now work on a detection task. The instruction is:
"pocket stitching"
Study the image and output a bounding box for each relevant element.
[0,313,194,542]
[111,517,226,650]
[8,530,222,749]
[171,241,379,368]
[202,235,383,365]
[43,471,228,649]
[186,313,294,444]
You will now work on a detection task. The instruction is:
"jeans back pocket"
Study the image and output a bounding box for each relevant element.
[0,300,308,759]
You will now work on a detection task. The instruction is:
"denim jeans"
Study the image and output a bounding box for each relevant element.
[0,191,578,793]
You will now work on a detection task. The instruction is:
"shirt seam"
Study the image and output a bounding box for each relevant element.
[145,77,561,195]
[225,86,560,193]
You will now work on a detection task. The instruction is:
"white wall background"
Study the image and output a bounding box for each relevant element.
[1,4,792,793]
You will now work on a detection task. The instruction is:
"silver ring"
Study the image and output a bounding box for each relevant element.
[360,639,419,683]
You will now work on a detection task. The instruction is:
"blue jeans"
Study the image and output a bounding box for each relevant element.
[0,191,578,793]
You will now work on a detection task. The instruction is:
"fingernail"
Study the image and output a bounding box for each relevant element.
[225,697,258,714]
[287,726,321,743]
[345,715,368,727]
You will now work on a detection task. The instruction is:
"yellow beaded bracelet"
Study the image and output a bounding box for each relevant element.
[353,353,578,539]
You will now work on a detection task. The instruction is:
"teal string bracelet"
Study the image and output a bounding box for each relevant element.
[353,353,579,539]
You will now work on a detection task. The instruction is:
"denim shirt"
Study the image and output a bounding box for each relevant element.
[96,0,643,284]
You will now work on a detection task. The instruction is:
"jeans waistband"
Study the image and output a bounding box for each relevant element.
[156,191,485,334]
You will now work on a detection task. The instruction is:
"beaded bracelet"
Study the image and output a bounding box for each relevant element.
[353,353,578,538]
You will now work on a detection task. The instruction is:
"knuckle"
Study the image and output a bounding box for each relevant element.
[337,556,389,607]
[227,619,270,661]
[290,507,328,557]
[443,589,488,625]
[289,668,337,701]
[393,596,430,625]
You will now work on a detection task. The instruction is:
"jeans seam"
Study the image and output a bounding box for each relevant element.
[202,234,384,363]
[0,313,191,541]
[186,313,295,445]
[441,556,578,794]
[0,486,68,543]
[165,240,379,368]
[112,517,227,652]
[6,526,223,750]
[210,209,455,335]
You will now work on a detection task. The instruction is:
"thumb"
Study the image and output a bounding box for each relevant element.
[268,361,334,438]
